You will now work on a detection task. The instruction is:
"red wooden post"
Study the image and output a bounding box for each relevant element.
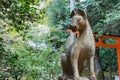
[117,38,120,79]
[95,34,120,79]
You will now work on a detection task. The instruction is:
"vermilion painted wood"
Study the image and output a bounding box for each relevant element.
[117,38,120,79]
[94,34,120,39]
[94,34,120,79]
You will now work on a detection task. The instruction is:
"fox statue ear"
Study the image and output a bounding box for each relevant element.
[70,10,76,18]
[78,9,86,18]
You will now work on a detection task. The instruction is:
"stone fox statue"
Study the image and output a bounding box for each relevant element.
[59,9,97,80]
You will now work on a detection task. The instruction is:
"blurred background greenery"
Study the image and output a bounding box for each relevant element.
[0,0,120,80]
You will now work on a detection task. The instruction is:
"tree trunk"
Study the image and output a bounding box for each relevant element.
[94,47,105,80]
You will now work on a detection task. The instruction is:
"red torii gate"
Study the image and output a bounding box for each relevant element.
[94,34,120,79]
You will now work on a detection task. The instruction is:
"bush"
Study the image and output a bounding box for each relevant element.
[0,24,62,79]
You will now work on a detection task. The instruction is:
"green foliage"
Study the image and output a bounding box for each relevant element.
[47,0,69,25]
[0,0,62,79]
[0,25,62,79]
[48,27,68,48]
[0,0,42,31]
